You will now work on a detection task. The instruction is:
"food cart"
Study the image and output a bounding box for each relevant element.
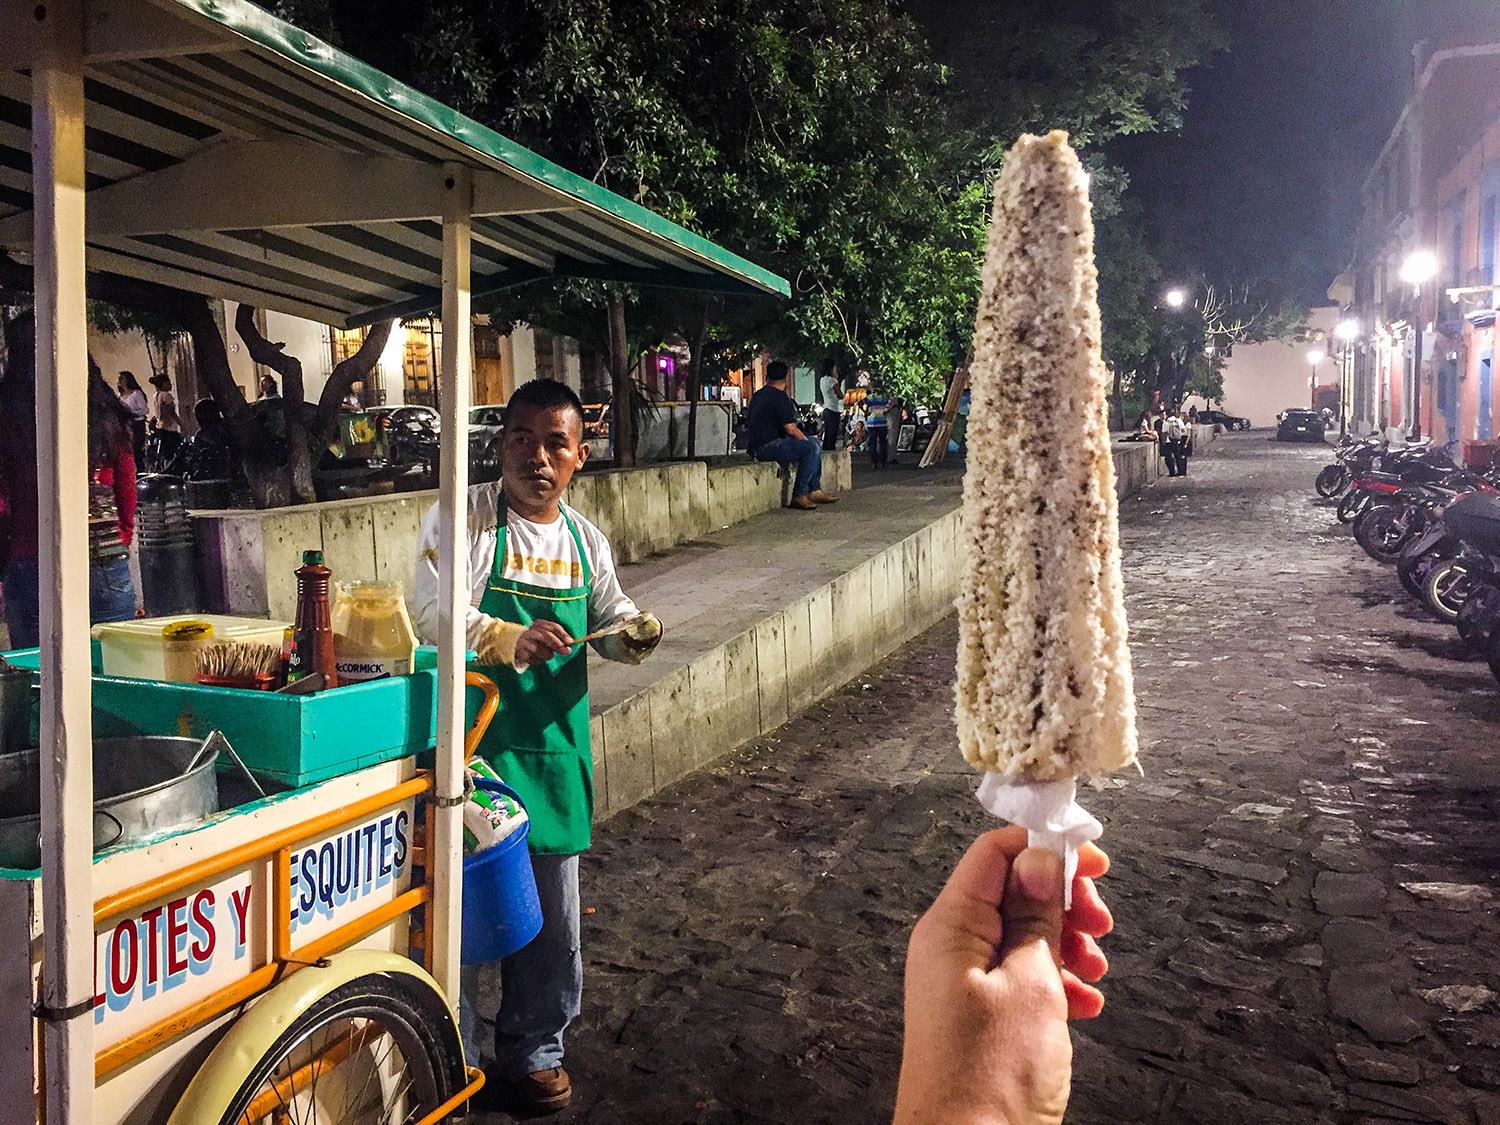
[0,0,787,1118]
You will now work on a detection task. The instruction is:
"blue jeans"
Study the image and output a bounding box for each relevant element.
[3,556,135,652]
[460,852,581,1077]
[2,557,39,650]
[90,557,137,626]
[754,436,823,497]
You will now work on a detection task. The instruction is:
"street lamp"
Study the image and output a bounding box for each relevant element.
[1164,288,1187,309]
[1399,250,1438,288]
[1400,250,1438,439]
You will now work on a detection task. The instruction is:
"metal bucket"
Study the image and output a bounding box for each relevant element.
[0,735,221,869]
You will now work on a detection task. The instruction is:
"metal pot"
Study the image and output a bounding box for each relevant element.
[0,734,222,869]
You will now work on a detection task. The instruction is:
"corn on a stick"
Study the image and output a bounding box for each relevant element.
[955,130,1137,784]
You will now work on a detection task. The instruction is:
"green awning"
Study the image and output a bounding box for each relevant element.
[0,0,788,326]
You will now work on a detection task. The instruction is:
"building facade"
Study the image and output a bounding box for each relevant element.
[1344,41,1500,458]
[88,305,593,433]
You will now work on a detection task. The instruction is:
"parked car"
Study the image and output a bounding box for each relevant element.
[367,405,440,489]
[1277,409,1326,442]
[1197,409,1251,431]
[470,405,505,482]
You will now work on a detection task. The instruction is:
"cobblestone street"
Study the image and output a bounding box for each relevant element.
[504,434,1500,1123]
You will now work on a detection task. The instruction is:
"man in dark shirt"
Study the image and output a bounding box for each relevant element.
[744,361,839,510]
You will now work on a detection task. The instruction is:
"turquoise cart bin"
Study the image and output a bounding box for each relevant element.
[2,645,488,790]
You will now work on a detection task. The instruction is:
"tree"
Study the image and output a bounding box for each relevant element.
[2,252,390,508]
[908,0,1225,157]
[280,0,987,409]
[234,306,394,502]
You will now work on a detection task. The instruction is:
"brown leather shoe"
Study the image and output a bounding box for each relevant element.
[789,495,818,510]
[808,489,840,504]
[512,1066,573,1114]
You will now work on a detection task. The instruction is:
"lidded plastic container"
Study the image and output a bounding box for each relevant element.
[331,581,417,684]
[93,615,289,681]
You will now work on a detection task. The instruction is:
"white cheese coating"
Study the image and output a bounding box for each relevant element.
[954,130,1138,781]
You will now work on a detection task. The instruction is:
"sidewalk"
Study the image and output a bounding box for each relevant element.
[587,462,965,820]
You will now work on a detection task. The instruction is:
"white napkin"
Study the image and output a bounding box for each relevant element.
[976,774,1101,909]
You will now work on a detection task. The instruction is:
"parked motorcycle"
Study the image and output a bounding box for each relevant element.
[1422,492,1500,624]
[1352,483,1454,564]
[1316,434,1386,498]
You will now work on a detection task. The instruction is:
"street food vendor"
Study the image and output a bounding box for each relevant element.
[412,377,661,1115]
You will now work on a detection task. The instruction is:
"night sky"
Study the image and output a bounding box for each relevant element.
[1114,0,1500,307]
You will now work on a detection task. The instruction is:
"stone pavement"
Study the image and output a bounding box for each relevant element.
[476,433,1500,1124]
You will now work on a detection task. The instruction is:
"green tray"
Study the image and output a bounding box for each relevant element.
[3,645,487,790]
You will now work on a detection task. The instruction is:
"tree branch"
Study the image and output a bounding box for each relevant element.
[237,304,316,502]
[313,319,394,447]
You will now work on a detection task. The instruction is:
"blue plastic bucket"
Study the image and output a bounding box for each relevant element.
[460,780,543,964]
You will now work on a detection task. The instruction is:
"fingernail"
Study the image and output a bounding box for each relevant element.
[1014,848,1063,902]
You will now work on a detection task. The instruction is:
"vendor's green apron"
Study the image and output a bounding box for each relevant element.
[472,502,593,855]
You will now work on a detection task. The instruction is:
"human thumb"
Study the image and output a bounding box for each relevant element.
[998,847,1065,962]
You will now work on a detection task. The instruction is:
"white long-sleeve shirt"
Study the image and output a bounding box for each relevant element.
[413,479,640,661]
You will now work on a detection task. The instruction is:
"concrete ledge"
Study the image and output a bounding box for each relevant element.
[588,492,963,821]
[193,451,851,616]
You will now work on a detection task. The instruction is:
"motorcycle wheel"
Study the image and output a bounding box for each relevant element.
[1316,464,1350,498]
[1423,560,1473,624]
[1398,549,1443,601]
[1457,582,1500,651]
[1353,504,1414,564]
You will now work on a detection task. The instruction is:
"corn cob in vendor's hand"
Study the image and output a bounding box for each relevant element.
[955,130,1138,899]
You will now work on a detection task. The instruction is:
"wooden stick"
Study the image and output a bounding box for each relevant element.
[920,361,970,468]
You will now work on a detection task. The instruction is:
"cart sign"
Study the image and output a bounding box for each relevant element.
[91,804,414,1048]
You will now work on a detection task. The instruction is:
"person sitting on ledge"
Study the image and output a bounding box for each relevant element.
[744,360,840,511]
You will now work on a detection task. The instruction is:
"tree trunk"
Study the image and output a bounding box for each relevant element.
[235,304,314,503]
[1110,367,1125,431]
[685,297,708,459]
[173,297,297,508]
[607,293,635,467]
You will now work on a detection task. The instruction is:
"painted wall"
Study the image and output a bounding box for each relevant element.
[1210,306,1340,427]
[86,312,595,422]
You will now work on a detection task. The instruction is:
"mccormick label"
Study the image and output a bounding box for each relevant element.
[335,656,411,683]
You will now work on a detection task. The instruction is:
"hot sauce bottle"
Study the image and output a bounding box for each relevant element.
[288,549,338,688]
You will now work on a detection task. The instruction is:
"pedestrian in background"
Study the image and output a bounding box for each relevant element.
[149,371,183,466]
[819,357,845,451]
[1163,411,1189,477]
[745,361,840,509]
[87,359,140,626]
[1,348,138,648]
[258,374,281,400]
[116,370,148,465]
[866,388,891,468]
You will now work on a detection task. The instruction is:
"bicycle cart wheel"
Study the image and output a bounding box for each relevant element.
[219,974,463,1125]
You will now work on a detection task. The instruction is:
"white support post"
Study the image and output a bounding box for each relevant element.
[432,163,473,1005]
[31,0,96,1119]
